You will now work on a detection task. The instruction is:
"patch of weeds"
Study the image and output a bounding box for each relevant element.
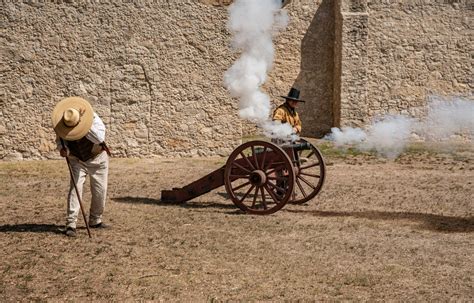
[403,142,438,156]
[317,141,372,159]
[331,284,344,297]
[112,158,141,165]
[342,273,376,287]
[84,287,98,297]
[403,141,474,160]
[0,160,65,177]
[94,246,108,255]
[16,282,32,295]
[97,291,116,299]
[213,158,227,165]
[383,264,404,275]
[124,248,134,257]
[2,265,11,274]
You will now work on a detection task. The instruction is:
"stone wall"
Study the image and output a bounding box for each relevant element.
[1,1,239,160]
[1,0,472,160]
[278,0,335,138]
[1,0,325,160]
[336,0,472,127]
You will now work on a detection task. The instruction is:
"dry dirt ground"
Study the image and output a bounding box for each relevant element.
[1,140,473,301]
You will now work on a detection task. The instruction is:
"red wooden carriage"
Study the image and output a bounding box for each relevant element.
[161,139,326,214]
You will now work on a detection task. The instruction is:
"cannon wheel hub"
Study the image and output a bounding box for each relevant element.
[224,140,295,215]
[249,170,267,186]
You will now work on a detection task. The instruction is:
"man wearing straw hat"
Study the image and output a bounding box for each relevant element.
[52,97,110,237]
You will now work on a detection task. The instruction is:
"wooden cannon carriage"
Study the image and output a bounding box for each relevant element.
[161,139,326,214]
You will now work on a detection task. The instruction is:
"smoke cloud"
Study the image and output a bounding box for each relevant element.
[416,95,474,140]
[326,96,474,158]
[224,0,294,140]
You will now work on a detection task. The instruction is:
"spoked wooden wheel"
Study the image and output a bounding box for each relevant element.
[224,140,295,215]
[290,139,326,204]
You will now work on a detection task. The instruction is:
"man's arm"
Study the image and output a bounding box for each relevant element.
[86,113,106,144]
[56,135,69,157]
[56,135,63,151]
[294,124,302,134]
[272,107,287,123]
[294,113,302,134]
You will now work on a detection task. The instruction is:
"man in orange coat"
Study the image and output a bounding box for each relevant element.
[272,87,305,135]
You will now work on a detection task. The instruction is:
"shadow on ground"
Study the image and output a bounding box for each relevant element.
[285,209,474,233]
[0,223,64,234]
[112,196,240,211]
[112,197,474,232]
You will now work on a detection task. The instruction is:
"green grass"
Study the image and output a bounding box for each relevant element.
[316,139,474,159]
[316,141,371,158]
[241,135,373,158]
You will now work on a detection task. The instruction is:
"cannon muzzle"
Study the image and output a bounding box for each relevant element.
[282,142,311,151]
[293,142,312,151]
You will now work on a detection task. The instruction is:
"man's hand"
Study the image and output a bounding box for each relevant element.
[60,147,69,157]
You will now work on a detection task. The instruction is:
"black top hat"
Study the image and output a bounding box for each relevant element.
[281,87,305,102]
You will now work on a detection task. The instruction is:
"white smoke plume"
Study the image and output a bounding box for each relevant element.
[416,95,474,140]
[326,96,474,158]
[362,115,414,158]
[224,0,294,140]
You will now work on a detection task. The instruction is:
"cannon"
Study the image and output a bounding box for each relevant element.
[161,139,326,214]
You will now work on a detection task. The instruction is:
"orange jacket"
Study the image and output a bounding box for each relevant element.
[272,103,302,134]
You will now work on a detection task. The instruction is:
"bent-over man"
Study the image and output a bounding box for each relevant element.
[52,97,110,237]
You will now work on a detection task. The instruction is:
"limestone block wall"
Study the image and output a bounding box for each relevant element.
[272,0,335,138]
[1,0,472,160]
[0,0,329,160]
[336,0,473,127]
[1,1,241,160]
[218,0,333,138]
[334,0,369,127]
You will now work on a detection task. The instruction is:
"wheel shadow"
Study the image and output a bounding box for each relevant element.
[0,223,64,234]
[284,209,474,233]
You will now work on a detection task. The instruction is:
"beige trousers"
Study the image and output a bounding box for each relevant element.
[66,151,109,229]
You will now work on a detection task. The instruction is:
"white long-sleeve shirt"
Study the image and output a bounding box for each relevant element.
[85,113,106,144]
[57,113,106,149]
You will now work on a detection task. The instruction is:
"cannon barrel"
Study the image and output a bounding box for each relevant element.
[278,141,312,152]
[291,141,312,152]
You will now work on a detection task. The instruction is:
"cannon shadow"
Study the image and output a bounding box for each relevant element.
[113,196,241,212]
[0,223,64,234]
[284,209,474,233]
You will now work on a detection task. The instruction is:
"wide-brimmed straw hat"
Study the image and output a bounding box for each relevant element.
[51,97,94,141]
[281,87,305,102]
